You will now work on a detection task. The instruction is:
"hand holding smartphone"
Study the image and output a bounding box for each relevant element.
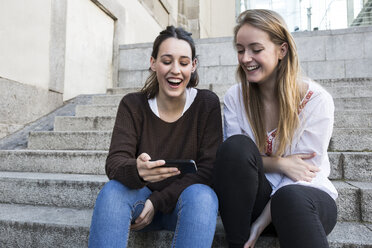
[161,159,197,174]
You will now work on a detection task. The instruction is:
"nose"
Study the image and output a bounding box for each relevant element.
[171,62,181,74]
[241,51,253,64]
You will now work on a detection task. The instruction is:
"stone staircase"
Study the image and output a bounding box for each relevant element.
[0,76,371,247]
[351,0,372,27]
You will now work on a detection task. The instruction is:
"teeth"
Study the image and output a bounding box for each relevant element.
[246,65,259,71]
[168,79,182,83]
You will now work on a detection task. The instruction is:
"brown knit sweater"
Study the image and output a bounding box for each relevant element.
[105,89,223,213]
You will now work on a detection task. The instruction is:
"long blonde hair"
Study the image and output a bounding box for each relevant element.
[234,9,302,156]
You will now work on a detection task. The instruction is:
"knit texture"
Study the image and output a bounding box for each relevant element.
[106,89,223,213]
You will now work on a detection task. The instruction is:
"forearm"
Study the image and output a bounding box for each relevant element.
[253,200,272,233]
[262,156,284,174]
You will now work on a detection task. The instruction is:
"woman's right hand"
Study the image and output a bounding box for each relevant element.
[278,153,319,182]
[136,153,180,183]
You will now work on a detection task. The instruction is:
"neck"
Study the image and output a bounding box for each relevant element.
[257,79,278,103]
[156,90,187,122]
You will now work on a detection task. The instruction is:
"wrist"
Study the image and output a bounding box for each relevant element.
[276,156,286,174]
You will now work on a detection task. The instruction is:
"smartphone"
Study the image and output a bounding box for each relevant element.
[162,159,197,174]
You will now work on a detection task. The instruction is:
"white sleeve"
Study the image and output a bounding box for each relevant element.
[223,86,243,140]
[270,90,335,197]
[293,91,334,173]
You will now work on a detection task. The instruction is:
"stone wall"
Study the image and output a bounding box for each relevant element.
[118,25,372,87]
[0,78,62,139]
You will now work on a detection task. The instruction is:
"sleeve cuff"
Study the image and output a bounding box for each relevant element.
[115,158,147,189]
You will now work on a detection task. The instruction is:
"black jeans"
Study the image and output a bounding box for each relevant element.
[213,135,337,248]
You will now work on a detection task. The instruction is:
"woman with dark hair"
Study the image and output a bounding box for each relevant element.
[214,9,337,248]
[89,26,222,248]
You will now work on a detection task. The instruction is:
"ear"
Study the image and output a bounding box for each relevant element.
[278,42,288,60]
[191,58,197,73]
[150,56,156,71]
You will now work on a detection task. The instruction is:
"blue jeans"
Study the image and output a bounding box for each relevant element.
[89,180,218,248]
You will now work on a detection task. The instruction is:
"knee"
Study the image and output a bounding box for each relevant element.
[180,184,218,215]
[217,135,257,160]
[271,185,313,216]
[96,180,131,206]
[215,135,261,176]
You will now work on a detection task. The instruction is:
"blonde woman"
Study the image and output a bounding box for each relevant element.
[214,9,338,248]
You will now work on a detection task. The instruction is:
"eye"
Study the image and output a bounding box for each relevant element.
[179,59,190,66]
[253,49,263,53]
[237,50,244,54]
[162,60,171,65]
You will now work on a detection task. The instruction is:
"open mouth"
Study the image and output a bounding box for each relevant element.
[246,65,260,71]
[167,78,182,87]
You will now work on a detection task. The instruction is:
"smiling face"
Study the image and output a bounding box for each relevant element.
[150,37,196,100]
[236,24,286,86]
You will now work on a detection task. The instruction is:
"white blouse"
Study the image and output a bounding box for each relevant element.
[223,79,338,200]
[148,88,198,117]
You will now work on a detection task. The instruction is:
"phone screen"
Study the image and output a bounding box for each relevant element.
[163,159,197,174]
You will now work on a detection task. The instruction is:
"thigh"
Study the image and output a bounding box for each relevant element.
[161,183,219,231]
[213,135,273,246]
[271,185,337,248]
[161,184,218,248]
[89,180,152,247]
[95,180,152,220]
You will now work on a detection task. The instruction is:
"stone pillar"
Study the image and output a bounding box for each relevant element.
[347,0,355,27]
[178,0,200,38]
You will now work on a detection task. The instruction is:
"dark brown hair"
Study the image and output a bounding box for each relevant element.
[141,26,199,99]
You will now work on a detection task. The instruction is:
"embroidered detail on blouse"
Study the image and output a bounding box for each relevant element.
[265,90,314,156]
[298,91,313,114]
[266,129,277,156]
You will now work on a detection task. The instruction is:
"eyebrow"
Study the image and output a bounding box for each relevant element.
[160,54,191,59]
[236,42,263,47]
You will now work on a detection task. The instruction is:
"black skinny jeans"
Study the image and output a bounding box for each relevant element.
[213,135,337,248]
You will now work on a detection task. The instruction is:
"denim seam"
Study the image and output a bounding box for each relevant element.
[172,196,183,248]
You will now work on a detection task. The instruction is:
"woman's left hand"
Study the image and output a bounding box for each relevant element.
[243,221,263,248]
[131,199,155,231]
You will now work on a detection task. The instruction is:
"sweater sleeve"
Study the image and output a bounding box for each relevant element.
[105,94,147,189]
[149,94,223,213]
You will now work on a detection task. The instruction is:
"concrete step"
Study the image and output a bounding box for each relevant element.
[0,172,107,208]
[334,110,372,128]
[0,150,106,174]
[210,80,372,100]
[0,203,371,247]
[106,87,141,95]
[0,150,369,182]
[54,116,116,131]
[81,95,372,119]
[75,104,117,117]
[92,94,124,105]
[330,128,372,151]
[218,96,371,111]
[53,110,371,132]
[0,172,369,222]
[329,152,372,182]
[28,131,111,150]
[326,85,372,97]
[28,128,370,151]
[317,78,372,88]
[0,203,91,248]
[333,96,372,110]
[348,181,372,223]
[333,181,372,222]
